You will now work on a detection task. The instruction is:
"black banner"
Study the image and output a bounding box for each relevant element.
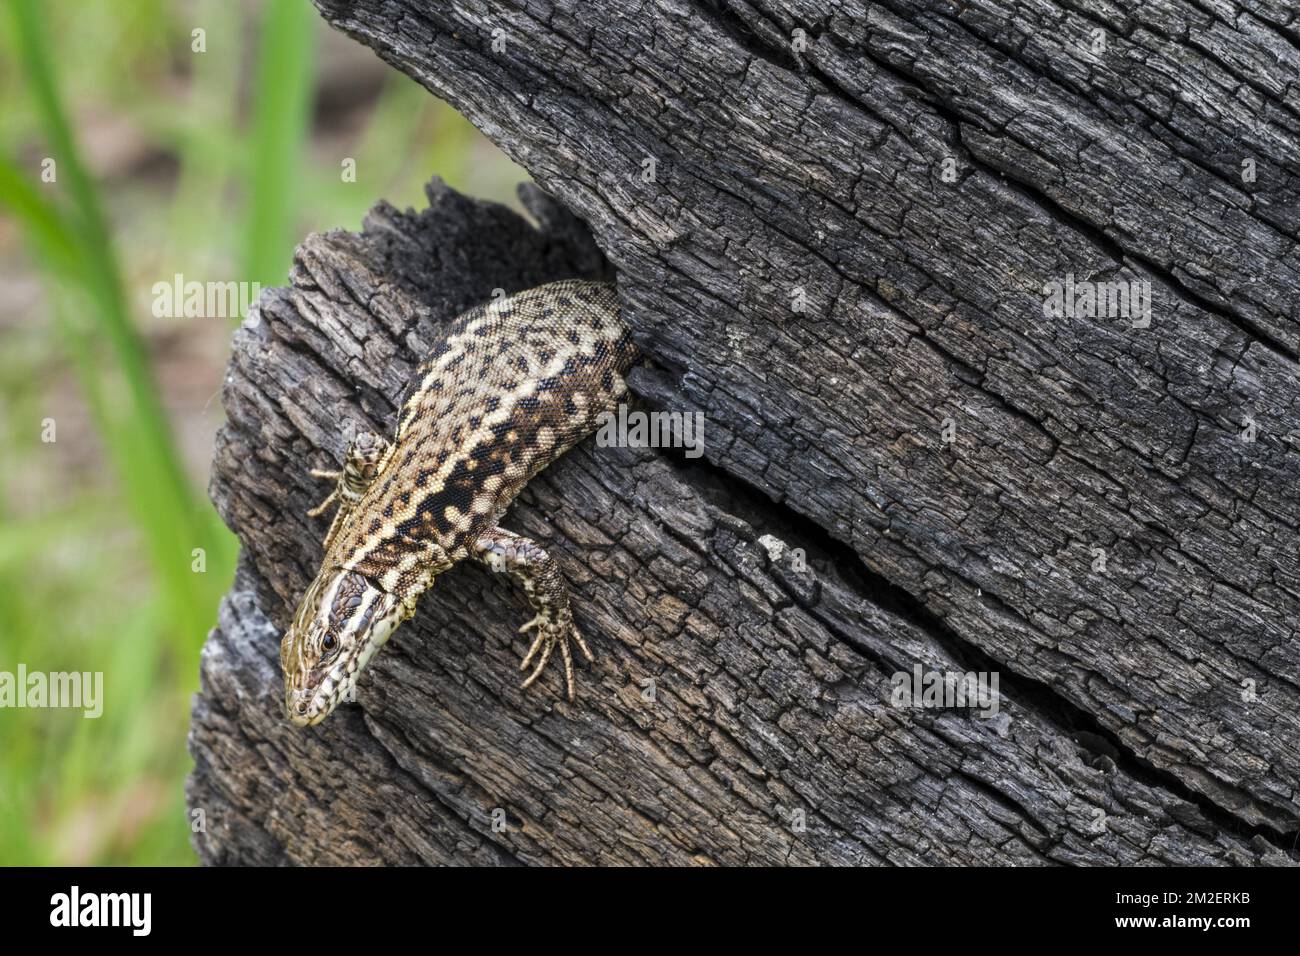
[0,865,1283,942]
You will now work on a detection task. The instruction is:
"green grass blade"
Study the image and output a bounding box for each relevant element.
[244,0,317,287]
[1,2,233,639]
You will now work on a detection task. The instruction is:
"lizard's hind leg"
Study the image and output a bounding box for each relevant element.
[472,527,593,701]
[307,430,392,548]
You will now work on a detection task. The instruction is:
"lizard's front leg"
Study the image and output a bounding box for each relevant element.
[307,430,392,551]
[472,527,593,701]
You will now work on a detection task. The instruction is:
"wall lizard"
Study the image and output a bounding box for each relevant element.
[280,280,638,726]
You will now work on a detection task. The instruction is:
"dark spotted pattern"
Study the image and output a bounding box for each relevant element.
[322,280,638,600]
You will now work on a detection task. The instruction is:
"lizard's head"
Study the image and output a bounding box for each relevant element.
[281,569,408,727]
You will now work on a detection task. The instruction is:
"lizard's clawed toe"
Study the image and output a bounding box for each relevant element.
[517,614,591,701]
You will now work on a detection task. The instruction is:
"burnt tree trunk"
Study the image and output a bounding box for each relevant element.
[186,0,1300,865]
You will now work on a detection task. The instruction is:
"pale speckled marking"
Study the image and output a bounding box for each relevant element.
[280,280,639,725]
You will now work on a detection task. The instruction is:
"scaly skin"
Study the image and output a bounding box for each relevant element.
[281,280,639,726]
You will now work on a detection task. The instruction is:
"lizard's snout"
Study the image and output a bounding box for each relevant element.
[284,687,322,727]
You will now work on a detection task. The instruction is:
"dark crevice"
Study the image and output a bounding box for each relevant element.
[360,708,528,866]
[947,765,1053,853]
[813,44,1300,366]
[957,125,1300,365]
[631,373,1297,857]
[906,326,1061,461]
[1180,0,1300,129]
[695,0,805,74]
[897,0,1300,243]
[696,0,1300,365]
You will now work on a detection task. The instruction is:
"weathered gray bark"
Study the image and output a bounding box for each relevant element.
[187,0,1300,865]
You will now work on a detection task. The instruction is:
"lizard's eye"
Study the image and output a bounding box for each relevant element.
[322,633,337,652]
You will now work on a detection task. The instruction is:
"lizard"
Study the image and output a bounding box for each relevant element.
[280,279,639,727]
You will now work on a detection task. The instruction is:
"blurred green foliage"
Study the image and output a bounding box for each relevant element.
[0,0,522,864]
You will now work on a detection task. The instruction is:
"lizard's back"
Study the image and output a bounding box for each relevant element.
[327,280,637,594]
